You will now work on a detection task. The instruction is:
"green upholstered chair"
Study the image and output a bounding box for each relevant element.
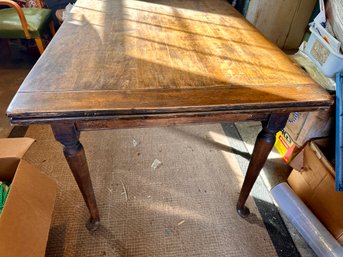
[0,0,55,54]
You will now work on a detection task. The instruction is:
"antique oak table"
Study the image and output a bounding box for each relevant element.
[7,0,333,231]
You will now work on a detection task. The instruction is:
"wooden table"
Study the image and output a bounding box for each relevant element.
[7,0,333,231]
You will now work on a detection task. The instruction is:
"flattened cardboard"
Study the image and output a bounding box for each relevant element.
[288,141,343,244]
[0,138,57,257]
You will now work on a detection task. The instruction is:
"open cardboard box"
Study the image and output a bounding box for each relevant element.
[288,139,343,244]
[275,110,333,163]
[0,138,57,257]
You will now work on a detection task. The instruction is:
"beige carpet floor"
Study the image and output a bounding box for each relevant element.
[0,68,30,138]
[23,124,278,257]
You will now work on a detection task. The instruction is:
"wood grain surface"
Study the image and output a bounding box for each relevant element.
[7,0,333,122]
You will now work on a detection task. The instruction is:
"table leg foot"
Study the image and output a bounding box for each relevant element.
[51,123,100,229]
[236,204,250,218]
[86,218,100,232]
[236,113,289,217]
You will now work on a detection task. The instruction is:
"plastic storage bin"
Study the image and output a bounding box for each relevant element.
[304,22,343,77]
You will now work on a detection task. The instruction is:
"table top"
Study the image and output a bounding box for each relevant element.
[7,0,333,123]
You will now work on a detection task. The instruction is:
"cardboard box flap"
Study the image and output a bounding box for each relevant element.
[289,147,304,171]
[288,139,343,243]
[309,141,335,177]
[0,138,35,159]
[0,138,35,179]
[0,160,57,257]
[289,138,334,176]
[301,142,335,190]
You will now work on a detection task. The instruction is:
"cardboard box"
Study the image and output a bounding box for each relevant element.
[275,110,333,163]
[0,138,57,257]
[288,140,343,244]
[285,111,333,147]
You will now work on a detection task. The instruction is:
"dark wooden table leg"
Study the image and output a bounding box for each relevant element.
[236,113,289,217]
[51,123,100,231]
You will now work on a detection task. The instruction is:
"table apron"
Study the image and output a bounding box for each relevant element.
[75,112,270,130]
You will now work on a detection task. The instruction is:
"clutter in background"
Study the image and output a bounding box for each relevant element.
[287,140,342,244]
[301,0,343,78]
[283,0,343,189]
[272,183,343,257]
[276,0,342,163]
[274,0,343,251]
[274,110,333,163]
[274,137,343,253]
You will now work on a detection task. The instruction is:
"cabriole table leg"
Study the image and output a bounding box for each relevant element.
[236,113,289,217]
[51,123,100,231]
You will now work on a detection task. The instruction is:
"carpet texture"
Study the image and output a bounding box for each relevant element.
[0,68,30,138]
[23,124,278,257]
